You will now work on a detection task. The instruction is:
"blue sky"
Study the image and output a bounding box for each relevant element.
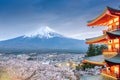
[0,0,119,40]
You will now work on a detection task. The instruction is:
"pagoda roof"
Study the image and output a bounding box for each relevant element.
[88,7,120,26]
[86,34,107,44]
[107,30,120,37]
[84,55,104,62]
[82,55,105,66]
[105,54,120,64]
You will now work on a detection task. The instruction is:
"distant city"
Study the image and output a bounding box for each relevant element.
[0,52,85,80]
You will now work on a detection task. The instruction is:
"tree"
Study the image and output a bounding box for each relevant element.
[86,44,96,56]
[86,44,107,57]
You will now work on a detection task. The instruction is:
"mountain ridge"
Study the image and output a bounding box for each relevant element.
[0,27,88,52]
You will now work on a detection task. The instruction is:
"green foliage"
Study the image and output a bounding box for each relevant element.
[76,65,81,71]
[80,63,96,71]
[75,63,96,71]
[86,44,107,57]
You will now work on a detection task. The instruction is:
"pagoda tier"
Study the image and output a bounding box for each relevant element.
[88,7,120,28]
[101,54,120,79]
[82,55,105,66]
[86,34,107,44]
[86,30,120,44]
[86,30,120,59]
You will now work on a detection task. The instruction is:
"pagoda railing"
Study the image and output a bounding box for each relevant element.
[102,49,118,58]
[101,68,119,79]
[103,49,118,52]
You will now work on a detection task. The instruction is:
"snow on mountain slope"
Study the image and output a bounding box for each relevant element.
[24,26,62,38]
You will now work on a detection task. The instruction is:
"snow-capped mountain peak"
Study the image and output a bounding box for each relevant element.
[24,26,62,38]
[38,26,55,34]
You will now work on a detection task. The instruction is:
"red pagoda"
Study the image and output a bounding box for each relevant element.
[85,7,120,80]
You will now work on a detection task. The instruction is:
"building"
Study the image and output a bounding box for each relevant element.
[84,7,120,80]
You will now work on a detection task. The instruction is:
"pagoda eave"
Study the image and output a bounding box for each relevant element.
[82,60,105,66]
[107,30,120,37]
[86,39,107,44]
[105,54,120,64]
[86,34,107,44]
[87,7,120,27]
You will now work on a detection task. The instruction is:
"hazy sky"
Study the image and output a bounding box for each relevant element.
[0,0,119,40]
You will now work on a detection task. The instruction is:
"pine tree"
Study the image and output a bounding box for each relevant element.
[86,44,107,57]
[86,44,96,57]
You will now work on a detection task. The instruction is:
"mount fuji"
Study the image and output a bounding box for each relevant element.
[0,27,88,52]
[23,27,63,39]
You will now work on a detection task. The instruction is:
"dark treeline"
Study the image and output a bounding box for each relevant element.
[86,44,107,57]
[0,48,85,54]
